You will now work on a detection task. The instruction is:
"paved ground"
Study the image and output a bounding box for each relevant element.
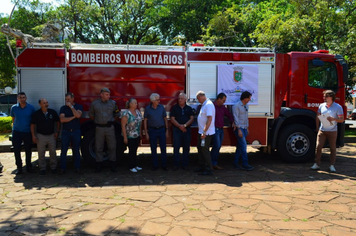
[0,144,356,236]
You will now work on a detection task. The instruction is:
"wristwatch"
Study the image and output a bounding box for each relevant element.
[71,106,74,109]
[184,124,187,128]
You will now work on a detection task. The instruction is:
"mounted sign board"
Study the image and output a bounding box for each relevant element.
[217,64,259,105]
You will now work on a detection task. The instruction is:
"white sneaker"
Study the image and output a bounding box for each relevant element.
[135,166,142,171]
[130,168,137,173]
[329,165,336,173]
[310,163,320,170]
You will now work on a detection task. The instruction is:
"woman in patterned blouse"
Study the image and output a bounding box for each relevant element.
[121,98,143,172]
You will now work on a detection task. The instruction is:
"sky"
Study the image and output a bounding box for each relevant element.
[0,0,59,16]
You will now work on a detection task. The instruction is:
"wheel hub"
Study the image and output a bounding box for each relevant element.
[286,132,309,156]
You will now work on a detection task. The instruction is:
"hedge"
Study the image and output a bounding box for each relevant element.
[0,117,13,133]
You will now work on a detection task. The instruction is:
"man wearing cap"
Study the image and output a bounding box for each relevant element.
[89,88,120,173]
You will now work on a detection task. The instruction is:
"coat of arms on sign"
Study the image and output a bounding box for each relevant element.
[233,66,243,82]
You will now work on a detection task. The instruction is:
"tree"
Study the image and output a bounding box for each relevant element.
[57,0,164,44]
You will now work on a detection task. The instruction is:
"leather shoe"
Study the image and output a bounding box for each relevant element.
[15,169,23,175]
[182,166,189,171]
[194,167,204,172]
[0,164,4,173]
[213,165,224,170]
[198,170,213,176]
[26,168,36,173]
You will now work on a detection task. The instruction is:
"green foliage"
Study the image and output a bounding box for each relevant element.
[0,117,12,133]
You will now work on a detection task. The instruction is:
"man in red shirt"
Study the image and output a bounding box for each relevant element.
[211,93,235,170]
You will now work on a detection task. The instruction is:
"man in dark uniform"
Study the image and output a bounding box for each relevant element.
[59,92,83,174]
[31,98,60,175]
[170,93,194,170]
[89,87,120,173]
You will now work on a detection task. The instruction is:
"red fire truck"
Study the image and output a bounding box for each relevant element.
[15,43,348,166]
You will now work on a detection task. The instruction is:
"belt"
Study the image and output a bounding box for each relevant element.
[149,126,165,130]
[96,123,113,128]
[65,128,78,132]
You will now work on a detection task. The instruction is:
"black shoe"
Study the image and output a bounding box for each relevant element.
[15,169,23,175]
[0,164,3,173]
[172,166,179,171]
[162,167,168,171]
[39,170,46,175]
[233,164,243,170]
[59,169,66,175]
[95,162,102,173]
[26,168,35,173]
[75,169,82,174]
[152,166,159,171]
[111,166,118,172]
[182,166,190,171]
[242,165,254,171]
[194,167,204,172]
[198,170,213,176]
[51,169,57,174]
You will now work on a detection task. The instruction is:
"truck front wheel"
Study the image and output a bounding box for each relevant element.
[277,124,316,163]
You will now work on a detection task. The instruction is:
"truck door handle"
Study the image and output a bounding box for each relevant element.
[304,94,308,104]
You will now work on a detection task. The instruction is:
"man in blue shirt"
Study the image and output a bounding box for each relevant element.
[10,92,35,174]
[59,92,83,174]
[144,93,169,171]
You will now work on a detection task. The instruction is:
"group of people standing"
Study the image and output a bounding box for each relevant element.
[5,87,342,176]
[10,92,83,175]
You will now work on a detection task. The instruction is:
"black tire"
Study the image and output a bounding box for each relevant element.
[81,128,100,167]
[277,124,316,163]
[81,126,126,167]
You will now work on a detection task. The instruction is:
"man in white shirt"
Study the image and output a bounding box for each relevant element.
[195,91,215,175]
[311,90,344,173]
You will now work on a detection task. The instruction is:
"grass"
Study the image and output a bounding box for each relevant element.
[345,129,356,137]
[0,133,11,142]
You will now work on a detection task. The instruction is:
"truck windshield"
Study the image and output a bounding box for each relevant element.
[308,61,338,89]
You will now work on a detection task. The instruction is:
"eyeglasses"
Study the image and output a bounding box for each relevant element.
[244,105,248,112]
[155,99,160,102]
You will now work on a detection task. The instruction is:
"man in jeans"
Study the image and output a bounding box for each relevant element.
[59,92,83,174]
[211,93,235,170]
[31,98,60,175]
[10,92,35,175]
[232,91,254,171]
[144,93,169,171]
[311,90,344,173]
[170,93,194,170]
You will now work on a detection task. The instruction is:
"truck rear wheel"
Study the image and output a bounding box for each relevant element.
[277,124,316,163]
[81,126,126,167]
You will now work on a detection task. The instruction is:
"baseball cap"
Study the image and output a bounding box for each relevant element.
[101,87,111,93]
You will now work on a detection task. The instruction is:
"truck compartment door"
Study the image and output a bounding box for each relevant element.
[18,68,66,112]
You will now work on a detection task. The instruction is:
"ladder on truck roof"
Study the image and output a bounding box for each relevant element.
[187,46,273,53]
[30,43,66,48]
[70,43,185,51]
